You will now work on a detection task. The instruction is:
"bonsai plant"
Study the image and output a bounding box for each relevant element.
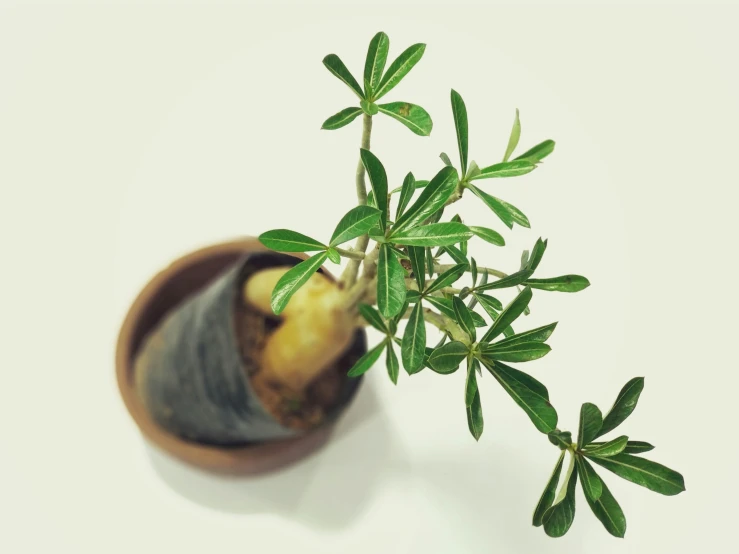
[121,31,684,537]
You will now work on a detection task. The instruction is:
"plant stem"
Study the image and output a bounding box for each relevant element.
[435,263,508,280]
[335,247,365,260]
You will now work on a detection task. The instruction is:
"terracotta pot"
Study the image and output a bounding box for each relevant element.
[116,238,366,475]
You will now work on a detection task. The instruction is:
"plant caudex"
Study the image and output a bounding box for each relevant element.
[249,32,685,537]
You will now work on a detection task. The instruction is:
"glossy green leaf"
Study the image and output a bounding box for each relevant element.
[503,108,521,162]
[407,245,426,290]
[476,269,534,291]
[386,341,400,384]
[533,451,566,527]
[428,341,469,373]
[588,453,686,496]
[360,100,379,116]
[401,302,426,374]
[323,54,364,99]
[469,226,505,246]
[391,222,472,247]
[321,107,364,130]
[330,206,382,246]
[597,377,645,438]
[483,360,557,433]
[465,360,478,407]
[542,462,578,538]
[270,252,328,315]
[373,43,426,100]
[425,247,435,278]
[378,102,433,136]
[377,244,407,318]
[582,436,629,458]
[440,244,468,265]
[326,248,340,264]
[360,149,389,230]
[440,152,453,167]
[393,166,458,233]
[492,322,557,348]
[473,293,503,314]
[453,296,476,341]
[450,89,468,173]
[347,340,386,377]
[576,455,603,502]
[515,139,555,163]
[578,403,603,447]
[363,31,389,95]
[623,441,655,455]
[396,172,416,220]
[472,160,536,180]
[405,289,422,303]
[425,263,468,294]
[481,286,532,343]
[483,341,551,363]
[548,430,573,450]
[467,184,530,229]
[585,478,627,538]
[526,238,548,272]
[358,303,388,333]
[470,257,478,286]
[466,387,484,441]
[526,275,590,292]
[259,229,325,252]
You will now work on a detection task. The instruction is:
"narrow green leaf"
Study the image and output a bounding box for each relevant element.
[526,275,590,293]
[396,172,416,220]
[578,403,603,447]
[623,441,655,455]
[330,206,382,246]
[428,341,469,373]
[481,286,533,343]
[360,148,389,230]
[467,184,530,229]
[576,455,603,502]
[440,244,468,265]
[393,165,458,233]
[364,31,390,94]
[465,360,478,407]
[394,299,410,326]
[259,229,326,252]
[386,341,400,384]
[358,303,388,333]
[515,139,555,163]
[597,377,645,438]
[407,245,426,290]
[533,452,566,526]
[548,430,573,450]
[476,269,534,292]
[466,387,484,441]
[453,296,476,341]
[492,322,558,348]
[585,478,627,538]
[472,160,536,180]
[406,289,422,302]
[377,244,407,318]
[373,43,426,100]
[360,99,379,115]
[470,257,478,286]
[326,247,340,264]
[347,340,386,377]
[402,302,426,374]
[425,263,467,294]
[270,252,328,315]
[450,89,468,173]
[391,222,472,247]
[469,226,505,246]
[483,360,557,433]
[526,238,548,272]
[323,54,364,99]
[483,341,551,363]
[321,107,363,130]
[473,293,503,314]
[426,247,435,278]
[378,102,433,136]
[503,108,521,162]
[588,453,686,496]
[582,436,629,458]
[440,152,453,167]
[466,160,481,180]
[542,462,578,537]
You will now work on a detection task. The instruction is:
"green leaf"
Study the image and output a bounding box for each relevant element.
[503,108,521,162]
[467,184,530,229]
[482,341,551,363]
[259,229,326,252]
[329,206,382,247]
[407,245,426,290]
[363,31,390,95]
[470,258,478,286]
[481,286,532,343]
[378,102,433,136]
[347,340,386,377]
[440,244,468,265]
[465,360,478,406]
[386,341,400,384]
[472,160,536,180]
[322,54,364,99]
[401,302,426,374]
[469,226,505,246]
[466,387,484,441]
[326,247,340,264]
[492,322,557,348]
[578,403,603,447]
[582,436,629,458]
[584,478,627,538]
[466,160,481,180]
[360,99,379,116]
[406,289,422,302]
[542,462,578,538]
[526,275,590,293]
[453,296,476,341]
[533,452,566,527]
[548,430,573,450]
[373,43,426,100]
[587,453,686,496]
[358,303,388,333]
[439,152,453,167]
[515,139,555,163]
[360,148,389,230]
[597,377,645,438]
[473,293,503,314]
[393,166,458,233]
[450,89,469,173]
[427,341,469,373]
[476,269,534,291]
[576,455,603,502]
[526,238,548,272]
[396,172,416,220]
[270,252,329,315]
[426,247,435,278]
[377,244,407,318]
[321,107,363,130]
[623,441,655,455]
[425,263,468,294]
[391,222,472,247]
[483,360,557,433]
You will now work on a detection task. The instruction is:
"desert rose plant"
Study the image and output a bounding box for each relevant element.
[251,32,685,538]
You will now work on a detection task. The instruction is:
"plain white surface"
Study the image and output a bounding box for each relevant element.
[2,1,738,552]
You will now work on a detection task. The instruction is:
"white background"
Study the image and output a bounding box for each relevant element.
[2,1,738,552]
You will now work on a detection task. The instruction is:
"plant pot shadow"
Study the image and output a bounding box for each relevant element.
[146,383,394,530]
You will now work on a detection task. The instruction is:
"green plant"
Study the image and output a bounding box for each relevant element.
[258,32,684,538]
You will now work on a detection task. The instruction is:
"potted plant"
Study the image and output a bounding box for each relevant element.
[116,31,684,538]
